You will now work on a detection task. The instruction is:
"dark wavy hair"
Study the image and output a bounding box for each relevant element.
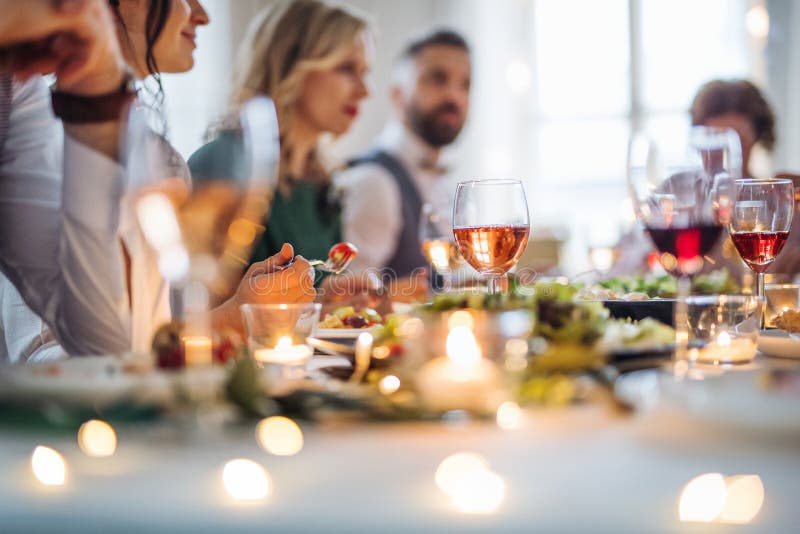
[107,0,171,120]
[690,79,776,151]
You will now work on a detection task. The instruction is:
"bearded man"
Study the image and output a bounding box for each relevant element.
[337,29,471,281]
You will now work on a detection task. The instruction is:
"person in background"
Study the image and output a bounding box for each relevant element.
[691,79,800,280]
[189,0,371,283]
[609,79,778,280]
[0,0,313,362]
[690,79,776,180]
[336,29,471,292]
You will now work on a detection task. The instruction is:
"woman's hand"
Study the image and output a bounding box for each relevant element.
[213,243,317,333]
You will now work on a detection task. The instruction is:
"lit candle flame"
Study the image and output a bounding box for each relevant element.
[717,331,731,347]
[446,326,482,367]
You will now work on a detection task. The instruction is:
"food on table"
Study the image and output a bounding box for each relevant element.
[152,322,185,370]
[328,242,358,266]
[774,308,800,333]
[578,269,739,300]
[596,318,675,351]
[319,306,383,329]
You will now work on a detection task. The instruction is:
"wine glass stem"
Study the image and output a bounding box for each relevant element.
[756,271,766,330]
[673,275,691,374]
[487,274,505,295]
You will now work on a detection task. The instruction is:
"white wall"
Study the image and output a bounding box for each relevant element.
[162,0,474,163]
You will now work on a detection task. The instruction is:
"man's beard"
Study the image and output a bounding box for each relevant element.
[408,101,464,148]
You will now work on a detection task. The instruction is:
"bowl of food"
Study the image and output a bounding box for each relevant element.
[764,284,800,328]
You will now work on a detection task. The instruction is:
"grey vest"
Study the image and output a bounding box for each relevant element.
[0,74,12,154]
[349,150,428,279]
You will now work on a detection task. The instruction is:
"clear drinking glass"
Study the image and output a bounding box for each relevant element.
[729,178,794,328]
[627,126,738,368]
[452,179,530,295]
[420,202,463,292]
[127,97,280,354]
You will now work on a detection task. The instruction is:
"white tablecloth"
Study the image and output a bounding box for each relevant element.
[0,401,798,533]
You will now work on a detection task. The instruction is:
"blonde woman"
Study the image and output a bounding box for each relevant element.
[188,0,371,267]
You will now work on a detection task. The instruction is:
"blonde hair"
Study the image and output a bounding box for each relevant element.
[226,0,369,192]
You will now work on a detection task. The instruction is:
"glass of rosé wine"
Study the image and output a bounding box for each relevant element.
[452,179,530,295]
[627,127,738,369]
[730,178,794,329]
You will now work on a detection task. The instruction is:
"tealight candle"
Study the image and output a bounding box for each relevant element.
[254,336,313,365]
[416,326,501,414]
[694,331,757,364]
[183,336,212,366]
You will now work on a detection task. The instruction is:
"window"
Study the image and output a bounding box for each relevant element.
[519,0,753,271]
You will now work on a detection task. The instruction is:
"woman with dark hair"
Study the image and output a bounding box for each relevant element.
[0,0,315,362]
[690,79,776,179]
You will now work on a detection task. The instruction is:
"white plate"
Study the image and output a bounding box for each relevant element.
[0,356,227,409]
[314,326,381,340]
[758,330,800,359]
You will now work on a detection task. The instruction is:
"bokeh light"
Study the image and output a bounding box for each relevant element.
[435,452,489,497]
[256,416,304,456]
[378,375,401,395]
[720,475,764,524]
[77,419,118,458]
[450,468,506,514]
[496,401,522,430]
[222,459,271,501]
[679,473,727,522]
[31,446,66,487]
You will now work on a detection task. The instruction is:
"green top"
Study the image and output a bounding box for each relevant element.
[187,131,341,265]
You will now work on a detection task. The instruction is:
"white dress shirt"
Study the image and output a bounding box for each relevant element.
[0,76,170,360]
[336,121,456,274]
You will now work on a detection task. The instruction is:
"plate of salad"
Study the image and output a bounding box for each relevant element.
[316,306,384,339]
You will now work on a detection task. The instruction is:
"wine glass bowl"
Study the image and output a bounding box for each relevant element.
[627,127,740,369]
[452,179,530,294]
[419,202,463,275]
[127,97,280,351]
[729,178,794,328]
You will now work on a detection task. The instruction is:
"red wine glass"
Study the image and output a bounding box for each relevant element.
[627,128,738,367]
[452,179,530,295]
[730,178,794,328]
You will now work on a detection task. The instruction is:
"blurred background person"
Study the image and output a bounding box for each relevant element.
[189,0,371,273]
[690,79,776,180]
[336,28,470,293]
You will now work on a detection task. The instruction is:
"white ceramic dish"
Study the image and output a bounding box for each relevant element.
[0,355,226,409]
[757,330,800,360]
[314,326,381,340]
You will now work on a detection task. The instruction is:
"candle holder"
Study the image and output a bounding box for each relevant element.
[402,309,534,415]
[240,303,321,389]
[683,295,763,368]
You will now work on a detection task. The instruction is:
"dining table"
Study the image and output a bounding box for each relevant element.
[0,357,798,533]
